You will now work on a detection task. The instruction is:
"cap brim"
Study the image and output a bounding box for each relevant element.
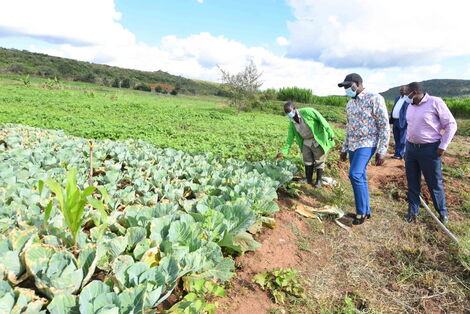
[338,81,351,87]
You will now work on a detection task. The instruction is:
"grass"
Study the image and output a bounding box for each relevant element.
[0,73,469,313]
[0,77,298,161]
[281,135,469,313]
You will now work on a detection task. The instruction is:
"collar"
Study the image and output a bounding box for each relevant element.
[355,89,367,100]
[412,93,428,106]
[418,93,429,105]
[291,110,301,123]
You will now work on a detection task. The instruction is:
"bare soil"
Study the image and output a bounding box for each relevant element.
[218,149,470,313]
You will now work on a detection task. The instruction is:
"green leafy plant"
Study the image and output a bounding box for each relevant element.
[253,268,306,304]
[21,75,30,87]
[43,76,62,90]
[169,276,225,314]
[39,169,102,245]
[282,181,301,198]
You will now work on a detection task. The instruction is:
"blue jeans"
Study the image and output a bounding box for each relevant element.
[392,120,407,158]
[405,141,447,217]
[348,147,376,215]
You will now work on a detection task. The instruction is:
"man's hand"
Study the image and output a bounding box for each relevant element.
[340,151,348,162]
[375,153,385,166]
[437,148,445,157]
[275,153,284,160]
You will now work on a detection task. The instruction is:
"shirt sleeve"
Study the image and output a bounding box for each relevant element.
[341,118,349,153]
[280,123,295,155]
[372,95,390,156]
[435,98,458,150]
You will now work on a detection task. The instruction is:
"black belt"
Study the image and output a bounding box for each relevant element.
[407,141,439,148]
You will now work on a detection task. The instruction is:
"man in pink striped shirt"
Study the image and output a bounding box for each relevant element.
[404,82,457,224]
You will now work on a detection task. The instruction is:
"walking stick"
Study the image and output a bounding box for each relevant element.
[419,196,459,244]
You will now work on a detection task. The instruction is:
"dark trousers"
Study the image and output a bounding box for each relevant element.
[392,120,407,158]
[405,141,447,217]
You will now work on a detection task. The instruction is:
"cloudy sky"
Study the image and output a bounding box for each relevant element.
[1,0,470,95]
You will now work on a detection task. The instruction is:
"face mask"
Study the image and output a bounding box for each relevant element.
[287,111,296,119]
[345,87,357,98]
[404,94,414,104]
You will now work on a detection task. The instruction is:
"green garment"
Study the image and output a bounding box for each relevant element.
[281,108,336,155]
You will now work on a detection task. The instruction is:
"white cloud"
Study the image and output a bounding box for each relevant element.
[276,36,289,46]
[196,0,204,3]
[0,0,134,46]
[1,0,470,95]
[285,0,470,68]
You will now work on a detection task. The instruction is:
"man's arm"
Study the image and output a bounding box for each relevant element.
[280,123,295,155]
[436,98,457,151]
[372,95,391,157]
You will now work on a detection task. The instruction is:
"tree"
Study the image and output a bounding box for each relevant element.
[121,78,131,88]
[218,60,263,113]
[102,77,111,87]
[75,72,96,83]
[134,83,151,92]
[111,78,120,88]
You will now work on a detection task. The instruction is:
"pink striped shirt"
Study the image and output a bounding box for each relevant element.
[406,94,457,150]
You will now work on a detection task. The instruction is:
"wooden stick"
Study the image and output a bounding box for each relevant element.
[88,140,94,186]
[419,196,459,244]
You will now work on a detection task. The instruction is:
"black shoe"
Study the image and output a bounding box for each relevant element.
[352,215,366,225]
[305,165,314,185]
[439,215,449,225]
[405,213,418,223]
[313,169,323,188]
[391,156,402,160]
[366,214,371,219]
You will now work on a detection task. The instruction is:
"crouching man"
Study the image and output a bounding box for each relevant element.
[276,102,335,188]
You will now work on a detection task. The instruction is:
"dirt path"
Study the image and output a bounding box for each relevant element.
[218,152,470,313]
[217,209,312,313]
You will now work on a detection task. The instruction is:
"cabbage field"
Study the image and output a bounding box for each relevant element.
[0,124,296,313]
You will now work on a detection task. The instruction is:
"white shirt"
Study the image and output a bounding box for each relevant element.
[392,97,405,119]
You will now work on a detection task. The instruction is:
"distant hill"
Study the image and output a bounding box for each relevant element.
[0,47,225,96]
[380,79,470,101]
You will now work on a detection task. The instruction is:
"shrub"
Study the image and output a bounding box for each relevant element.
[155,85,163,93]
[261,88,278,101]
[111,78,120,88]
[278,87,314,104]
[102,77,111,87]
[170,89,178,96]
[36,66,58,78]
[75,72,96,83]
[121,78,131,88]
[445,97,470,119]
[134,83,152,92]
[311,95,348,107]
[7,63,25,74]
[218,60,263,113]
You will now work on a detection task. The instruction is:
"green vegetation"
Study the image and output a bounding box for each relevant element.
[278,87,316,104]
[39,169,105,245]
[0,125,296,312]
[277,87,348,107]
[0,47,224,95]
[219,60,263,113]
[0,78,315,161]
[169,276,225,313]
[253,268,306,304]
